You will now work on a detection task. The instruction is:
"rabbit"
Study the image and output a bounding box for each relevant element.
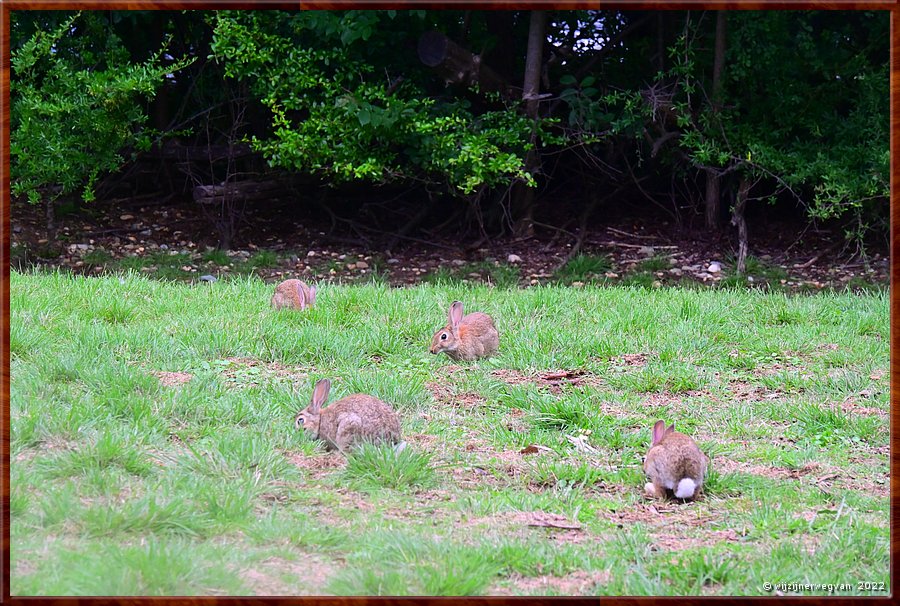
[294,378,402,454]
[643,420,708,500]
[271,279,317,310]
[430,300,499,361]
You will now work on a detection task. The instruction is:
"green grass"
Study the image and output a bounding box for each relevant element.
[9,269,889,596]
[553,254,612,284]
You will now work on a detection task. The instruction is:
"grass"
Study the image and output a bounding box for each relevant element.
[9,269,889,596]
[553,254,612,284]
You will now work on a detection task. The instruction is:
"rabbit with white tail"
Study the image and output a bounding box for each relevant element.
[294,379,403,454]
[430,300,499,361]
[271,279,317,310]
[643,420,708,500]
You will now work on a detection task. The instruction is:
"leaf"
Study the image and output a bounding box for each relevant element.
[559,74,577,86]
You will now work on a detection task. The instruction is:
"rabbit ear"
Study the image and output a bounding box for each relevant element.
[449,301,464,328]
[296,281,307,310]
[652,420,667,445]
[666,423,676,435]
[308,284,317,306]
[310,379,331,413]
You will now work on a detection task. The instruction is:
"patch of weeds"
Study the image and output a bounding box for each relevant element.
[10,322,43,358]
[454,261,521,288]
[529,396,595,431]
[554,254,612,284]
[660,550,738,594]
[114,252,192,280]
[638,255,671,272]
[81,495,215,538]
[202,249,231,266]
[246,250,279,269]
[329,535,499,596]
[83,249,113,267]
[620,272,657,288]
[423,267,462,286]
[845,277,886,295]
[343,443,438,490]
[93,298,140,324]
[527,459,605,490]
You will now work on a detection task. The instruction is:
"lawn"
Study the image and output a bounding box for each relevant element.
[8,270,890,596]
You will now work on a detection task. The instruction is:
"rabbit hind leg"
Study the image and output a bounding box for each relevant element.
[334,414,363,454]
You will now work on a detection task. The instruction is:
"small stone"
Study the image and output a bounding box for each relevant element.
[387,258,400,264]
[652,280,662,288]
[507,254,522,263]
[289,255,299,264]
[120,214,134,220]
[200,275,217,282]
[356,261,369,269]
[451,259,466,266]
[468,272,481,278]
[707,262,722,273]
[760,254,772,261]
[12,225,22,233]
[160,244,168,250]
[530,279,538,285]
[638,246,655,256]
[307,250,316,257]
[669,268,683,276]
[139,230,151,236]
[346,263,357,270]
[338,254,347,260]
[604,272,619,279]
[572,281,584,287]
[669,257,678,265]
[748,276,755,282]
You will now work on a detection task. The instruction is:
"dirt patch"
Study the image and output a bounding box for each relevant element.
[284,451,346,479]
[610,353,653,368]
[838,397,888,419]
[652,528,743,551]
[492,570,611,596]
[150,370,193,387]
[490,368,603,394]
[714,459,889,498]
[425,381,486,408]
[220,357,311,388]
[728,380,782,402]
[237,555,336,596]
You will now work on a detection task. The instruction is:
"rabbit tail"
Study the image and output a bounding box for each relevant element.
[674,478,697,499]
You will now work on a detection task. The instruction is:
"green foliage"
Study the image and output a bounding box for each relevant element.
[10,12,193,205]
[343,443,438,490]
[209,11,540,194]
[662,12,888,237]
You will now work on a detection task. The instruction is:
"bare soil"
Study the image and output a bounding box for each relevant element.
[10,197,888,291]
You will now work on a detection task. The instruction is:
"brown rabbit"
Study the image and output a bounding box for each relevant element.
[271,279,317,310]
[430,301,499,361]
[643,420,708,500]
[294,379,402,453]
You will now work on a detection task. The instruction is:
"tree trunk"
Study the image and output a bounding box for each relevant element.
[731,176,750,275]
[703,12,728,233]
[512,10,547,238]
[704,170,721,232]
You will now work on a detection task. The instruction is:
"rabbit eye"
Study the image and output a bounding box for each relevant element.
[296,417,304,425]
[441,333,448,340]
